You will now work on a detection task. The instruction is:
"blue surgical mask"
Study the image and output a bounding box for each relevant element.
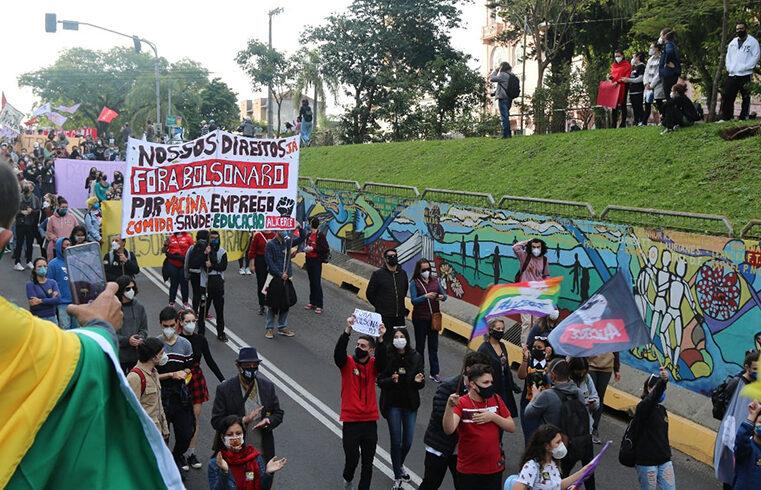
[755,425,761,438]
[36,266,48,278]
[93,202,100,210]
[750,372,758,381]
[58,208,68,216]
[211,239,220,246]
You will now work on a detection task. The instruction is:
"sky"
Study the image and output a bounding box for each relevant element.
[1,1,486,118]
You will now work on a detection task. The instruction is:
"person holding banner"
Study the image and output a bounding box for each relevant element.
[163,231,194,309]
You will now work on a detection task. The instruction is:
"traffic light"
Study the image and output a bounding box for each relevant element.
[133,35,141,53]
[45,13,56,33]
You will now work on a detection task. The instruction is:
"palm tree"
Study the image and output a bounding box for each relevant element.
[292,48,339,130]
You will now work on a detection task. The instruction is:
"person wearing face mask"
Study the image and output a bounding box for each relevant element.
[38,193,56,258]
[513,238,550,346]
[103,235,140,282]
[155,306,195,480]
[40,159,56,195]
[519,337,554,444]
[377,327,425,489]
[45,197,75,261]
[721,22,760,122]
[115,276,148,375]
[126,338,170,441]
[69,225,89,247]
[208,415,287,490]
[25,257,61,325]
[511,424,593,490]
[562,358,599,490]
[623,52,647,126]
[658,28,681,101]
[334,315,387,490]
[48,237,77,329]
[410,258,447,383]
[163,230,194,309]
[524,358,585,439]
[205,230,228,342]
[212,347,284,468]
[13,181,41,271]
[85,196,103,245]
[643,42,665,124]
[609,49,632,128]
[94,173,110,202]
[443,363,515,490]
[527,310,560,352]
[478,318,519,419]
[177,309,225,471]
[366,247,410,345]
[263,225,305,339]
[660,82,700,134]
[732,399,761,490]
[630,367,674,490]
[303,216,330,314]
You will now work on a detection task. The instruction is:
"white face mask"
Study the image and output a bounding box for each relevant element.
[615,56,623,63]
[163,327,176,339]
[657,38,664,45]
[123,289,135,301]
[157,352,169,366]
[552,441,568,459]
[421,270,430,280]
[183,322,196,335]
[531,248,542,257]
[111,240,120,250]
[393,338,407,350]
[648,48,655,56]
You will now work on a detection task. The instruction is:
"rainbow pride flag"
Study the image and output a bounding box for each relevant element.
[471,277,563,341]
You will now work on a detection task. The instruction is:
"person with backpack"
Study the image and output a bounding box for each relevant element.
[513,238,550,346]
[566,357,600,489]
[489,62,520,139]
[116,275,148,375]
[126,337,170,441]
[303,216,330,314]
[238,117,256,138]
[713,351,758,421]
[525,358,593,487]
[660,82,701,134]
[299,99,313,146]
[443,363,515,490]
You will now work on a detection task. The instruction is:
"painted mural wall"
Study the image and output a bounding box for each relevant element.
[299,187,761,396]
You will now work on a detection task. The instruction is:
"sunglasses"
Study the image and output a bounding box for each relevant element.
[534,336,548,342]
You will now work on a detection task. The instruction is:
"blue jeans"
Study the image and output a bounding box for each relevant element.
[300,120,313,146]
[635,462,675,490]
[57,303,79,330]
[498,98,512,138]
[386,407,417,479]
[412,318,439,376]
[167,262,188,304]
[266,307,290,331]
[39,315,59,326]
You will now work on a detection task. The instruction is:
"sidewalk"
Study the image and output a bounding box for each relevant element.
[294,249,718,467]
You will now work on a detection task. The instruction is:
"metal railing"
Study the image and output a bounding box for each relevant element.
[741,220,761,239]
[421,188,495,208]
[314,178,361,192]
[361,182,419,199]
[498,195,596,219]
[298,176,314,189]
[599,205,734,237]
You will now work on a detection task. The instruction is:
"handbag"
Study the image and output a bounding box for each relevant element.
[418,279,443,332]
[618,417,640,467]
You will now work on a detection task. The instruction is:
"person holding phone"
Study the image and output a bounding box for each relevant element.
[26,257,61,325]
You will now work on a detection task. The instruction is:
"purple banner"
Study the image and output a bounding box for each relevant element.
[54,159,125,208]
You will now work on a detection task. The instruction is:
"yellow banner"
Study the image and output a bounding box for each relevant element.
[101,201,247,268]
[16,134,84,154]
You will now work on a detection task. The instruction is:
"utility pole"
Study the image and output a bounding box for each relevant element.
[267,7,283,138]
[520,15,527,135]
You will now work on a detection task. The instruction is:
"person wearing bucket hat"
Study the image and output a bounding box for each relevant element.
[85,196,102,245]
[211,346,284,464]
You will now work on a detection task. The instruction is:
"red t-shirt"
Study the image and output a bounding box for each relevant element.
[306,231,319,259]
[453,393,510,474]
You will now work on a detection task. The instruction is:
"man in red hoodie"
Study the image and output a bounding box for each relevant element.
[334,315,387,490]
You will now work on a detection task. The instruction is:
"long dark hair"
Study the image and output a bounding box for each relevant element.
[411,258,432,281]
[526,239,547,257]
[115,275,137,301]
[212,415,246,455]
[387,327,414,357]
[519,424,561,469]
[30,257,48,285]
[70,225,87,243]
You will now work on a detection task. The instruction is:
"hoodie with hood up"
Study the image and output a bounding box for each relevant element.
[48,238,72,305]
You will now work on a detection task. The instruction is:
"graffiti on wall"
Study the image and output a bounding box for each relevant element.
[301,186,761,396]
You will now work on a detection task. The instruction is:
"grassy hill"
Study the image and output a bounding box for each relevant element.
[301,122,760,232]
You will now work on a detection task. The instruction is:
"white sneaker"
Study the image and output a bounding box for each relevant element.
[392,479,404,490]
[343,480,354,490]
[245,269,252,275]
[239,268,246,275]
[717,119,726,123]
[26,261,33,269]
[13,263,24,271]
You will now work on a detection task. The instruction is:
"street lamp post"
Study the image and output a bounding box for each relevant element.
[45,14,161,135]
[267,7,283,138]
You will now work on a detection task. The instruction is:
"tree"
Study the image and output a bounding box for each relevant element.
[292,48,339,131]
[200,78,239,132]
[236,40,295,136]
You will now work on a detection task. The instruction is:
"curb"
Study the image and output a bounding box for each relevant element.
[295,254,717,467]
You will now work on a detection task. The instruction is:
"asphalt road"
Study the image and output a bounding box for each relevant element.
[0,253,719,490]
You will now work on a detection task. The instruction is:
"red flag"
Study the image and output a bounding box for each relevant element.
[24,117,38,126]
[596,81,622,109]
[97,106,119,123]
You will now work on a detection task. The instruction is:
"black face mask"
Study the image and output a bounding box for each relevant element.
[240,367,257,382]
[737,30,747,38]
[489,330,504,341]
[386,255,398,267]
[571,372,585,383]
[355,347,369,360]
[532,348,546,361]
[476,383,496,399]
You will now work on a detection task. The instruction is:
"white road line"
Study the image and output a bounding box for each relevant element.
[139,266,419,485]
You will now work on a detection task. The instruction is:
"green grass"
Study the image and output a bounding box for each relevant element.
[301,122,760,231]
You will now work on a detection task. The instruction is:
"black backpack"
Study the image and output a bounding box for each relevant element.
[557,390,592,460]
[187,242,207,270]
[302,106,313,122]
[711,374,741,420]
[618,417,639,467]
[507,74,521,99]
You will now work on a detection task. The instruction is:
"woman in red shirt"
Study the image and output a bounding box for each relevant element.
[609,49,632,128]
[247,230,276,315]
[162,231,193,307]
[303,217,329,314]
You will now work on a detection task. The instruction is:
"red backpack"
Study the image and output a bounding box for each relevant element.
[129,368,147,396]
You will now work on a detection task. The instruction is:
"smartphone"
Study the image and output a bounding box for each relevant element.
[64,242,106,305]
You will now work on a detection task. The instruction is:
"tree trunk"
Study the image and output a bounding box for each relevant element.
[313,84,318,131]
[276,100,282,137]
[708,0,729,121]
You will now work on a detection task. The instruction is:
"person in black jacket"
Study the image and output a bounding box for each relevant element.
[661,82,700,134]
[477,318,519,420]
[366,248,409,344]
[378,327,425,488]
[211,347,284,463]
[103,235,140,282]
[419,351,491,490]
[632,366,675,490]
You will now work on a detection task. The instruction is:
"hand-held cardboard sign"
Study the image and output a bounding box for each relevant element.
[352,308,382,337]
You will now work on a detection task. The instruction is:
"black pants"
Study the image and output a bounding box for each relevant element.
[342,421,377,490]
[305,256,324,308]
[561,443,595,490]
[722,74,752,120]
[662,73,679,100]
[13,224,35,264]
[254,255,268,308]
[381,315,406,344]
[207,275,225,336]
[662,99,694,130]
[630,92,645,125]
[189,272,207,335]
[164,399,195,461]
[457,471,501,490]
[419,451,459,490]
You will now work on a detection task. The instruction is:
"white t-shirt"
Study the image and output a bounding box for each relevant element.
[517,459,562,490]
